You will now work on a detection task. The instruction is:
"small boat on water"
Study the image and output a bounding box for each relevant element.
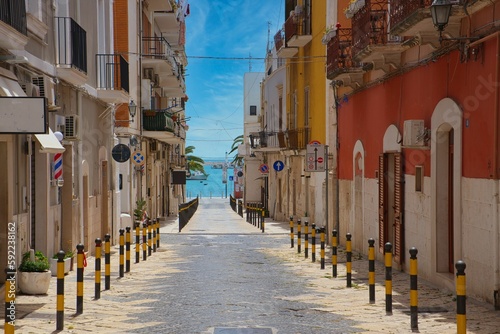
[186,171,208,180]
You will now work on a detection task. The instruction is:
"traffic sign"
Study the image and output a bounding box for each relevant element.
[259,164,269,174]
[132,150,145,166]
[112,144,131,163]
[305,144,326,172]
[273,160,285,172]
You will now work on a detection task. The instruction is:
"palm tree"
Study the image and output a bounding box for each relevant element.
[185,145,206,175]
[228,134,244,166]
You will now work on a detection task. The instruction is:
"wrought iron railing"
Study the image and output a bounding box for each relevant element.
[287,128,309,150]
[55,17,87,73]
[284,13,310,43]
[143,110,175,132]
[0,0,27,35]
[274,29,284,50]
[142,36,179,71]
[326,28,354,80]
[96,54,129,92]
[352,0,388,58]
[390,0,433,29]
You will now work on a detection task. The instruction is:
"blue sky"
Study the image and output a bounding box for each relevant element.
[185,0,284,161]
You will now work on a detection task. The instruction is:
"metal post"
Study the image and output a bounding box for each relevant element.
[304,221,309,259]
[311,223,316,262]
[5,267,16,334]
[119,229,124,278]
[320,227,325,269]
[135,222,140,263]
[125,227,131,272]
[368,238,375,303]
[95,238,101,299]
[332,230,337,278]
[456,260,467,334]
[346,233,352,288]
[76,244,84,314]
[105,234,111,290]
[142,222,147,261]
[297,219,302,254]
[385,242,393,315]
[290,216,294,248]
[410,247,418,330]
[56,250,65,330]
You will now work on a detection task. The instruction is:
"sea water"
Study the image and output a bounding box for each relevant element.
[186,162,235,199]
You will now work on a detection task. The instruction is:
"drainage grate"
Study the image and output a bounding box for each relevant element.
[214,328,273,334]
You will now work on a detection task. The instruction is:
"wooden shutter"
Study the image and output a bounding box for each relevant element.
[393,153,404,264]
[378,154,386,253]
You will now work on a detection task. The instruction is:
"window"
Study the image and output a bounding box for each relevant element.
[415,165,423,192]
[250,105,257,116]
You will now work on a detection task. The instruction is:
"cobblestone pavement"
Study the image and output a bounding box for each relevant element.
[6,198,500,333]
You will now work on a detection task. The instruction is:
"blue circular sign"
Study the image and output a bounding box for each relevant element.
[259,164,269,174]
[273,160,285,172]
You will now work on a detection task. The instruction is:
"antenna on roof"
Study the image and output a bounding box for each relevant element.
[267,21,271,53]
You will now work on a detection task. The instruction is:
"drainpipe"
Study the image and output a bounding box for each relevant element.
[77,90,84,244]
[494,32,500,310]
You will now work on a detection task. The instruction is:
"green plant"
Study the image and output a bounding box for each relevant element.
[19,251,50,272]
[134,199,147,221]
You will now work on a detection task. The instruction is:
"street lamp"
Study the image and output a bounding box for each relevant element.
[430,0,452,33]
[128,100,137,120]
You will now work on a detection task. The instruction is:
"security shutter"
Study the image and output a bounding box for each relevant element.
[393,152,404,264]
[378,154,387,253]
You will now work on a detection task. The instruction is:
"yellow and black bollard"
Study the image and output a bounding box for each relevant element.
[5,266,15,334]
[142,222,148,261]
[105,234,111,290]
[148,220,152,256]
[119,228,124,278]
[297,219,302,254]
[332,230,338,278]
[385,242,393,315]
[409,247,418,330]
[56,250,65,330]
[125,227,131,272]
[311,223,316,262]
[456,260,466,334]
[156,218,160,249]
[346,233,352,288]
[95,238,102,299]
[76,244,84,314]
[320,227,325,270]
[368,238,375,304]
[290,216,294,248]
[261,207,265,233]
[135,222,140,264]
[304,221,309,259]
[153,219,157,253]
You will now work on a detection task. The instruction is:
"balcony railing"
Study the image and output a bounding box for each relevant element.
[0,0,27,35]
[143,110,175,132]
[287,128,309,150]
[274,29,284,51]
[142,36,177,68]
[327,28,355,80]
[96,54,129,92]
[352,0,388,58]
[390,0,433,31]
[284,12,310,44]
[55,17,87,73]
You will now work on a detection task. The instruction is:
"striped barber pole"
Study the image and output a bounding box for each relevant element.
[54,153,63,179]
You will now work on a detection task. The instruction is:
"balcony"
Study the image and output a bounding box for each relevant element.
[284,12,312,48]
[250,131,286,152]
[274,29,298,58]
[96,54,129,104]
[326,28,364,86]
[142,36,186,96]
[0,0,28,50]
[142,110,185,144]
[153,11,182,51]
[148,0,175,12]
[286,128,309,150]
[389,0,434,37]
[352,0,406,70]
[55,17,87,86]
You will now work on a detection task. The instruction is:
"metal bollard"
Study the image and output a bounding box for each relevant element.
[76,244,84,314]
[368,238,375,304]
[142,222,147,261]
[332,230,338,278]
[346,233,352,288]
[261,207,265,233]
[5,266,15,334]
[105,234,111,290]
[320,227,325,269]
[297,219,302,254]
[290,216,294,248]
[119,228,124,278]
[385,242,393,314]
[125,227,131,272]
[304,221,309,259]
[153,219,157,252]
[95,238,102,299]
[156,218,160,248]
[135,222,140,264]
[456,260,466,334]
[148,220,152,256]
[311,223,316,262]
[410,247,418,330]
[56,250,65,330]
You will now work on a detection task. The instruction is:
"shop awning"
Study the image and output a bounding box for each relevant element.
[34,128,65,154]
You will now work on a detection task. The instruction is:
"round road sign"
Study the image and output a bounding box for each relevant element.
[132,150,146,166]
[112,144,131,163]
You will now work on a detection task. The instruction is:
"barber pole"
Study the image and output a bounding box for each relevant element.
[54,153,63,179]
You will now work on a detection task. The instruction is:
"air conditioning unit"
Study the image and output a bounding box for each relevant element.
[32,76,56,107]
[144,68,154,80]
[403,120,425,147]
[64,115,79,140]
[21,83,40,97]
[141,79,152,109]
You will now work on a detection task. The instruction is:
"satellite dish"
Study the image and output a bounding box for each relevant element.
[130,135,138,146]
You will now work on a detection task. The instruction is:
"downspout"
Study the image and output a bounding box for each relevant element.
[494,32,500,309]
[78,91,84,243]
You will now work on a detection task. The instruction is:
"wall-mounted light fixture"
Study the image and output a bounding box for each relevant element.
[430,0,479,42]
[128,100,137,120]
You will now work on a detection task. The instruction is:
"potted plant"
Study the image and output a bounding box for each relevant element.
[49,250,74,276]
[18,250,51,295]
[134,199,147,227]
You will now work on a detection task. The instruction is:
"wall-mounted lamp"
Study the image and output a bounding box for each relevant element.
[128,100,137,120]
[430,0,479,42]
